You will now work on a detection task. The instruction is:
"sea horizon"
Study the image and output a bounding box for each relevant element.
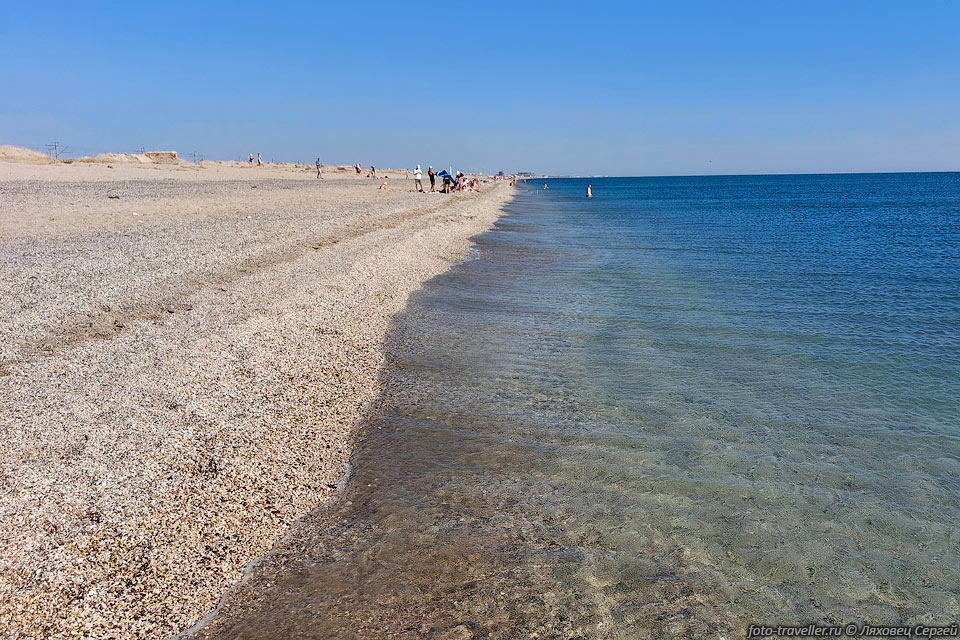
[528,170,960,179]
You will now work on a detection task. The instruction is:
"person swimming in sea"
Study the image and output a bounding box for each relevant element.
[586,184,592,198]
[542,183,548,189]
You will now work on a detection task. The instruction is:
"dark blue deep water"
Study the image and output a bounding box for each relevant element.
[213,174,960,639]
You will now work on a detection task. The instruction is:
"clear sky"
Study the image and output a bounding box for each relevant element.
[2,1,959,175]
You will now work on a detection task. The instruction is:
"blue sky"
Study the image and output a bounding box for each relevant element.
[2,1,958,175]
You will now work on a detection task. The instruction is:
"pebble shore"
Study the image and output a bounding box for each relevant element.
[0,161,513,638]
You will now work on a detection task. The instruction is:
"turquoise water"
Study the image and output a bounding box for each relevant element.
[209,174,960,639]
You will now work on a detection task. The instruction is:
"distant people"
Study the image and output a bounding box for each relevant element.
[257,153,262,167]
[355,162,362,176]
[586,184,592,198]
[542,183,548,189]
[414,164,424,192]
[379,176,389,190]
[428,166,436,191]
[248,153,254,165]
[316,157,323,179]
[368,165,376,178]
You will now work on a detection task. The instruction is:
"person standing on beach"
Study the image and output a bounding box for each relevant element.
[248,153,254,165]
[316,157,323,179]
[257,153,262,166]
[428,166,436,192]
[355,162,362,176]
[414,164,424,192]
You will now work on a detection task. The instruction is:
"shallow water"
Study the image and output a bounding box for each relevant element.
[208,174,960,639]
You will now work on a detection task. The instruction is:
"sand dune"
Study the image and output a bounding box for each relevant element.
[0,145,53,165]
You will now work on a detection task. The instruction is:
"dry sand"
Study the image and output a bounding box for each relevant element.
[0,159,513,638]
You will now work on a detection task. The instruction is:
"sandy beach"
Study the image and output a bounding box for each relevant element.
[0,157,512,639]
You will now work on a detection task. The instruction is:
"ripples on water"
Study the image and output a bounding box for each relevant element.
[209,174,959,639]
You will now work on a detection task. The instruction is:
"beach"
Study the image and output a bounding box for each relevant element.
[188,175,958,639]
[0,158,512,639]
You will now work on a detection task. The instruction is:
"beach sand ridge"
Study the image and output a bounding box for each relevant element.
[0,161,512,638]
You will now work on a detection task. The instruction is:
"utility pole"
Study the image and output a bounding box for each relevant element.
[46,142,60,160]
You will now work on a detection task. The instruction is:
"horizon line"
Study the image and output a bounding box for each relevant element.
[528,169,960,179]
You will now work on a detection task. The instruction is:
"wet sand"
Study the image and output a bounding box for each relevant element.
[0,160,512,639]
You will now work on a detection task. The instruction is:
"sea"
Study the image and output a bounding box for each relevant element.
[211,174,960,639]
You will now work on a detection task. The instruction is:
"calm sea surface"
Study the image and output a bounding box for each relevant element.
[212,174,960,639]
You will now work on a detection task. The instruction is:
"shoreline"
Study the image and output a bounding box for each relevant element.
[174,174,960,638]
[0,161,514,638]
[174,458,354,640]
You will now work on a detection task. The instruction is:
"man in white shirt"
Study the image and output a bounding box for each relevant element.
[414,164,424,192]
